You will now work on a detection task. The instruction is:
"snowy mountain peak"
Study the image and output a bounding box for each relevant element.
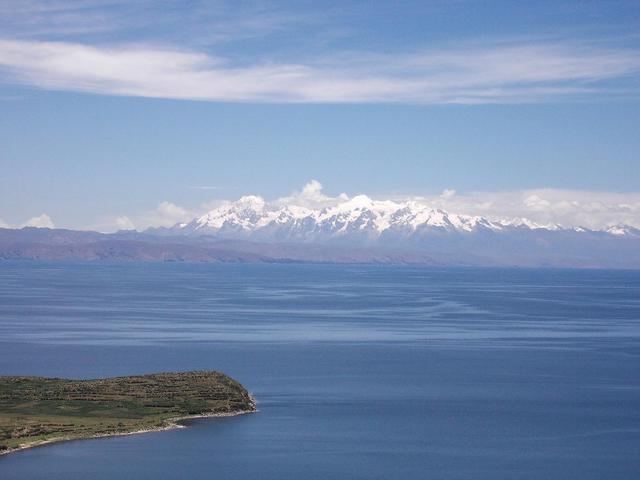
[501,217,561,231]
[606,225,639,237]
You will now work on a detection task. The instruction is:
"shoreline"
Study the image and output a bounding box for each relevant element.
[0,397,257,458]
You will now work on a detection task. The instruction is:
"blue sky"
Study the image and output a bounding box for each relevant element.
[0,1,639,230]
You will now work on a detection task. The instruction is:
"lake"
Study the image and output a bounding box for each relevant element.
[0,262,639,479]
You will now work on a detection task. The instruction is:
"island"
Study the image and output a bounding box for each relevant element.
[0,371,256,455]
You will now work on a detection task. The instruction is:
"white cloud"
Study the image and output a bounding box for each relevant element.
[119,201,194,230]
[21,213,55,228]
[441,188,456,198]
[199,199,231,212]
[115,215,135,230]
[86,201,195,232]
[406,189,640,229]
[148,201,192,226]
[0,39,638,104]
[276,179,348,209]
[108,200,197,232]
[523,194,552,210]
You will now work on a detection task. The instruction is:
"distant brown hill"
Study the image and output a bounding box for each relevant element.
[0,226,639,268]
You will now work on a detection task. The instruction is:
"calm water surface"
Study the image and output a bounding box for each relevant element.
[0,262,639,479]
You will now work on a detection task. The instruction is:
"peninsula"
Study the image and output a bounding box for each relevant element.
[0,371,256,455]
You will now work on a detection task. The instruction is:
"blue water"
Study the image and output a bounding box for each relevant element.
[0,262,639,479]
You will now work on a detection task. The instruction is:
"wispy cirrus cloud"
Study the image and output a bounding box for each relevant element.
[0,0,317,45]
[0,38,638,104]
[0,0,140,38]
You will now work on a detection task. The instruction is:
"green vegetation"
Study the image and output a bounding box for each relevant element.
[0,371,255,453]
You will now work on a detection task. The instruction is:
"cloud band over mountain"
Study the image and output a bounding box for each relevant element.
[83,181,639,234]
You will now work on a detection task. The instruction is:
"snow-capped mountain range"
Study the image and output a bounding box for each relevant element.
[3,194,638,267]
[167,194,638,242]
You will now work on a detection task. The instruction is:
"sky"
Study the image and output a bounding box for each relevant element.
[0,0,639,231]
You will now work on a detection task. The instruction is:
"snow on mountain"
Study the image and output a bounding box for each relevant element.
[170,194,638,242]
[498,217,561,231]
[605,225,640,237]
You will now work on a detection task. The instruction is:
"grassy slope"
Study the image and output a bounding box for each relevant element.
[0,371,255,452]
